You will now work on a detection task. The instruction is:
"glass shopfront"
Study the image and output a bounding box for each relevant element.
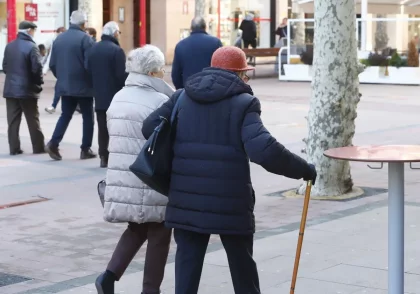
[0,0,67,70]
[206,0,273,48]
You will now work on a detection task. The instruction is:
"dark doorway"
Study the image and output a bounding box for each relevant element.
[69,0,78,19]
[133,0,151,47]
[103,0,111,25]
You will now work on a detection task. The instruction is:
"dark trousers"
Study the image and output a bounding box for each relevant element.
[52,83,60,108]
[96,110,109,157]
[107,222,171,293]
[49,96,94,150]
[243,39,257,49]
[174,229,260,294]
[6,98,45,153]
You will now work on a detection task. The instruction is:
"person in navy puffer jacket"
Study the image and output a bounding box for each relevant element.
[171,16,222,90]
[142,46,317,294]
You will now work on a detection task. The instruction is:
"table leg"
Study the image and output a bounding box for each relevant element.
[388,162,404,294]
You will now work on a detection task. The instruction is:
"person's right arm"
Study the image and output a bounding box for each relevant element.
[241,98,314,180]
[171,46,183,90]
[142,89,183,139]
[30,46,44,85]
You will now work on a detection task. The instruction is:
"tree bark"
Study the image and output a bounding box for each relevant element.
[292,12,305,46]
[375,14,389,51]
[298,0,360,196]
[195,0,206,18]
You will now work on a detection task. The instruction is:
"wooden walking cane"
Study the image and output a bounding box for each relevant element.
[290,180,312,294]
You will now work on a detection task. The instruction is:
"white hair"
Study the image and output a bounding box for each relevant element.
[102,21,119,36]
[18,29,31,34]
[126,45,165,74]
[70,10,87,26]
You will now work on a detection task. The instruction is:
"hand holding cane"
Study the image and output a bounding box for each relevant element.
[290,180,312,294]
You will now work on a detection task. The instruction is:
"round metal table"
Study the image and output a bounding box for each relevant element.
[324,145,420,294]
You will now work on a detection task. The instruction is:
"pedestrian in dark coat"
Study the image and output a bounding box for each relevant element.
[240,13,257,48]
[142,46,317,294]
[171,16,222,90]
[88,21,127,168]
[45,10,96,161]
[2,21,45,155]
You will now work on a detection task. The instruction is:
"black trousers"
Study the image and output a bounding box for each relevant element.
[107,222,172,293]
[6,98,45,153]
[243,39,257,49]
[96,110,109,157]
[174,228,260,294]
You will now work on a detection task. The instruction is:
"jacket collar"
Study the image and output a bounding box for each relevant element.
[69,24,85,32]
[190,30,208,35]
[101,34,119,46]
[125,73,175,98]
[17,32,35,43]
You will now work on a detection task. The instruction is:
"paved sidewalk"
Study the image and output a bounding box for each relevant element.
[53,203,420,294]
[1,74,420,293]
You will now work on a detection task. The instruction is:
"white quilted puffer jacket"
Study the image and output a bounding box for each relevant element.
[104,73,175,223]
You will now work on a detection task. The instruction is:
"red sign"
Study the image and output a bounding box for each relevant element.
[24,3,38,22]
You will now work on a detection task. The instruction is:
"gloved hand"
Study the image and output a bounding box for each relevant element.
[304,164,317,185]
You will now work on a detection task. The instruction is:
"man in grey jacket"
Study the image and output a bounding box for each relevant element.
[45,10,96,161]
[2,21,45,155]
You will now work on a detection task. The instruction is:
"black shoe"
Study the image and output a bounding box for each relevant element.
[80,149,97,160]
[10,149,23,156]
[100,156,108,168]
[95,271,115,294]
[45,143,62,160]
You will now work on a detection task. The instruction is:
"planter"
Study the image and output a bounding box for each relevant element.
[281,64,312,82]
[359,66,420,85]
[279,64,420,85]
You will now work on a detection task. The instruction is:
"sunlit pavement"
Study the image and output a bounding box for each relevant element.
[1,69,420,293]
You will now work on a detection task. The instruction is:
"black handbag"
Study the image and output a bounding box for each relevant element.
[129,93,183,196]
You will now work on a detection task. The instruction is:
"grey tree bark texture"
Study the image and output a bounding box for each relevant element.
[195,0,206,17]
[375,14,389,51]
[298,0,361,196]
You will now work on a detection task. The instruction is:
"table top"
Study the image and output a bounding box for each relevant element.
[324,145,420,162]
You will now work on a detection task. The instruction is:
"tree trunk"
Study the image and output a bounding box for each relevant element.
[292,12,305,46]
[298,0,360,197]
[375,14,389,51]
[195,0,206,18]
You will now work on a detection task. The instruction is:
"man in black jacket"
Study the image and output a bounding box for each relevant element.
[142,46,317,294]
[45,10,96,161]
[239,13,257,48]
[88,21,127,168]
[2,21,45,155]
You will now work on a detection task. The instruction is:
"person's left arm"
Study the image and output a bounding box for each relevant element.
[114,47,128,89]
[30,46,44,85]
[82,35,94,71]
[142,89,183,139]
[2,45,8,74]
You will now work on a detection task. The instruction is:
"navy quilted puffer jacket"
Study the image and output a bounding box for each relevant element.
[142,68,311,235]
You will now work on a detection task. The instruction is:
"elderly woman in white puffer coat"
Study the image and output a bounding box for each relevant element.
[95,45,175,294]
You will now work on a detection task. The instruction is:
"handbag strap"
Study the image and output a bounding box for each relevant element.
[170,90,185,124]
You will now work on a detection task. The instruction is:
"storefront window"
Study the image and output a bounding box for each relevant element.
[206,0,272,47]
[0,0,66,70]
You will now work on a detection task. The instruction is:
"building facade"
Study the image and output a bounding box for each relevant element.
[1,0,290,66]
